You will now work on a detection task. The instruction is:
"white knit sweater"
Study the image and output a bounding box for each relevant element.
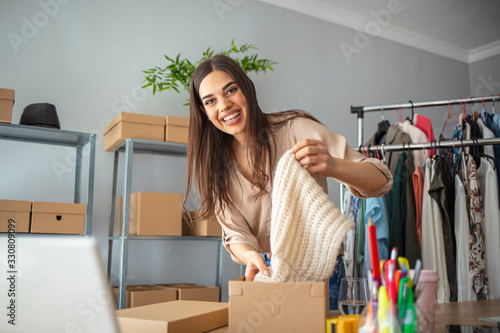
[254,151,355,282]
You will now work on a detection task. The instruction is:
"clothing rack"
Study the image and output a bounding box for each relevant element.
[350,94,500,147]
[339,94,500,214]
[358,137,500,153]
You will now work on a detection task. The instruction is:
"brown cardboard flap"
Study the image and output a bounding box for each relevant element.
[228,278,245,297]
[311,282,328,297]
[0,88,15,100]
[32,201,86,214]
[0,200,31,212]
[104,112,165,134]
[165,115,189,126]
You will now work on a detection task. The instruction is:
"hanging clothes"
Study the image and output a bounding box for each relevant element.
[413,114,436,156]
[476,118,495,163]
[389,153,406,255]
[462,156,489,300]
[412,165,424,247]
[343,191,359,279]
[404,152,421,267]
[365,197,390,261]
[454,174,476,302]
[478,157,500,300]
[428,156,457,302]
[356,199,366,277]
[421,158,450,303]
[384,125,411,175]
[402,119,429,169]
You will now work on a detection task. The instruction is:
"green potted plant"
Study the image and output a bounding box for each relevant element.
[142,39,277,105]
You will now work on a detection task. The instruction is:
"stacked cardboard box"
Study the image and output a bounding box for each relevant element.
[0,199,85,234]
[116,192,182,236]
[156,283,220,302]
[0,88,15,123]
[115,300,228,333]
[103,112,190,151]
[112,285,177,308]
[182,210,222,237]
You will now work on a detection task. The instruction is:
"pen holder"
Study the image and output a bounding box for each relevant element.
[357,299,430,333]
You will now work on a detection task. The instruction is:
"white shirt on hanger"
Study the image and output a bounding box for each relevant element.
[421,158,450,303]
[478,156,500,300]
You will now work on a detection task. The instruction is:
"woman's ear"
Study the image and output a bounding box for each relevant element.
[199,105,205,113]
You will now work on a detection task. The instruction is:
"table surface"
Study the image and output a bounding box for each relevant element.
[208,299,500,333]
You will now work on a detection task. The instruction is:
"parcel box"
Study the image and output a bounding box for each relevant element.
[116,192,182,236]
[182,210,222,237]
[0,199,31,233]
[157,283,220,302]
[116,300,228,333]
[30,201,86,234]
[165,116,189,144]
[0,88,15,123]
[104,112,165,151]
[229,277,328,333]
[112,285,177,308]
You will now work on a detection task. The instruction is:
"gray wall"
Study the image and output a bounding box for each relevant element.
[0,0,486,302]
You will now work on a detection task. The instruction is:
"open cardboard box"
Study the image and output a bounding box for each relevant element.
[115,300,228,333]
[229,277,328,333]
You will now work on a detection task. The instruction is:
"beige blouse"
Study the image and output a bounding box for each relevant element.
[216,116,393,264]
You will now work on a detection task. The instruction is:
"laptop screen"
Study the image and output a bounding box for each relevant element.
[0,234,119,332]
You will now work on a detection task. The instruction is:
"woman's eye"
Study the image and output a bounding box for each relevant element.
[205,98,215,105]
[227,87,237,95]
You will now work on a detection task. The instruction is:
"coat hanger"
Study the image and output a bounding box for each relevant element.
[439,98,459,139]
[471,137,496,166]
[405,100,414,123]
[375,106,391,144]
[380,143,387,164]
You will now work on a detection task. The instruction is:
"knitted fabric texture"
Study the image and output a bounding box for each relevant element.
[254,151,355,283]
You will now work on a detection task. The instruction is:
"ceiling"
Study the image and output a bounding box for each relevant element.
[256,0,500,64]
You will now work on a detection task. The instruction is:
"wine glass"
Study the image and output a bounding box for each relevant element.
[338,277,369,315]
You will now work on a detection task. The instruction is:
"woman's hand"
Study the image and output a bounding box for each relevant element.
[229,243,270,281]
[291,139,335,177]
[244,251,270,281]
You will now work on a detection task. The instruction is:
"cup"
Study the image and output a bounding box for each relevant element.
[413,269,439,333]
[338,277,369,315]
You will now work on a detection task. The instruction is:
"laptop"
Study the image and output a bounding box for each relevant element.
[0,235,120,333]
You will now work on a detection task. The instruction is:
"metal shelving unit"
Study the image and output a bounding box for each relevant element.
[107,138,224,310]
[0,123,96,236]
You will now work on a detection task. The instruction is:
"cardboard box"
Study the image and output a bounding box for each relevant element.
[182,211,222,237]
[116,300,228,333]
[30,201,86,234]
[157,283,220,302]
[0,88,15,123]
[0,199,31,233]
[112,285,177,308]
[104,112,165,151]
[116,192,182,236]
[228,277,328,333]
[165,116,189,144]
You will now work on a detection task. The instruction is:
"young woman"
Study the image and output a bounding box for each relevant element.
[184,54,392,301]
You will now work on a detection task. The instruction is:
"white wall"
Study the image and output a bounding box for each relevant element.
[0,0,479,302]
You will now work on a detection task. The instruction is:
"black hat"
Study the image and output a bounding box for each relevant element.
[20,103,61,129]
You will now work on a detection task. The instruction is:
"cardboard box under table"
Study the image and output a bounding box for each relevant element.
[182,210,222,237]
[156,283,220,302]
[0,199,31,233]
[104,112,165,151]
[30,201,86,234]
[0,88,15,123]
[115,300,228,333]
[165,115,189,144]
[116,192,182,236]
[229,277,328,333]
[112,285,177,308]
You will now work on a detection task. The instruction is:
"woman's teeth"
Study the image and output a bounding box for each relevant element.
[223,112,240,122]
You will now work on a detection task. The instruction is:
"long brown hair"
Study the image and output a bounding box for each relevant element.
[183,54,319,222]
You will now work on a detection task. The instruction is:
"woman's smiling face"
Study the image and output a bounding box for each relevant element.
[198,70,248,142]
